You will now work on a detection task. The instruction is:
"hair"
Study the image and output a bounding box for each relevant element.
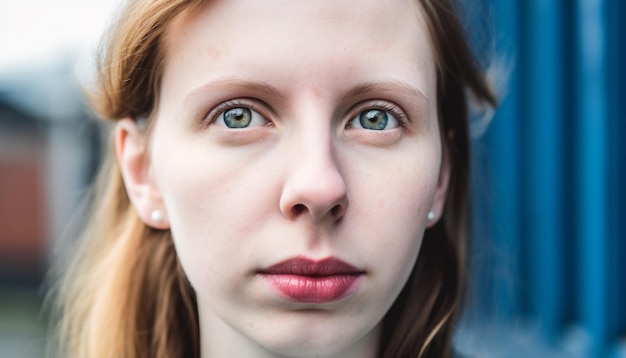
[53,0,496,357]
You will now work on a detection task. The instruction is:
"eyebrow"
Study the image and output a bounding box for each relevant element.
[184,78,430,105]
[340,80,431,105]
[184,79,287,104]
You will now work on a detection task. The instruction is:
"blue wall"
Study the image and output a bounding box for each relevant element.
[464,0,625,356]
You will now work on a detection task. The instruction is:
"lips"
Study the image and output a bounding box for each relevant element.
[258,257,364,303]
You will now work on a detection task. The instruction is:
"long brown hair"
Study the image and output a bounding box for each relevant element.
[53,0,495,357]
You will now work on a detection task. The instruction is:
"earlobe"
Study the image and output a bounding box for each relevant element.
[426,143,451,228]
[116,118,170,229]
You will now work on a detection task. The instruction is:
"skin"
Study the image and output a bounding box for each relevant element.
[117,0,450,357]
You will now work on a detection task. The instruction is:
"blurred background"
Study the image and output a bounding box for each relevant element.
[0,1,121,356]
[0,0,624,357]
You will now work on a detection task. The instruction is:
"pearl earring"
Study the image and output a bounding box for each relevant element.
[151,210,163,223]
[427,211,435,221]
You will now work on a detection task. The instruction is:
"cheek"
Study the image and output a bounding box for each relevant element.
[354,183,429,269]
[344,140,441,226]
[343,142,441,273]
[150,135,225,271]
[151,137,282,286]
[157,160,220,283]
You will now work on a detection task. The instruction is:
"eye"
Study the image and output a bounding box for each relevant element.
[216,107,267,129]
[348,109,399,130]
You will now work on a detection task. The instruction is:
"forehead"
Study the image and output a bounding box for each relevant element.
[160,0,436,104]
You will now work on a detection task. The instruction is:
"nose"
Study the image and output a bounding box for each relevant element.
[279,136,349,223]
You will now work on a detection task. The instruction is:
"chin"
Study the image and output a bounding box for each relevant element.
[251,319,379,358]
[260,339,353,358]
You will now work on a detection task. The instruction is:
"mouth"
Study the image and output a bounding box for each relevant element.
[257,257,365,303]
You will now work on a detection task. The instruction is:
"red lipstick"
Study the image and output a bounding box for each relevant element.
[258,257,364,303]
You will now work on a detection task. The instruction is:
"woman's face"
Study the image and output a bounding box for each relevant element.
[127,0,448,356]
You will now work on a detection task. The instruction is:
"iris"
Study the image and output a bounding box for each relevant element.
[223,107,252,128]
[359,109,388,130]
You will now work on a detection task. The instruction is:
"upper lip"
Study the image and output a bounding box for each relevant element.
[259,257,364,276]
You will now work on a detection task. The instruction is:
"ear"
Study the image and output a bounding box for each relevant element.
[426,140,451,228]
[116,118,170,229]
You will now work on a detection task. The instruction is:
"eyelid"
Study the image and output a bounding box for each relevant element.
[203,98,272,127]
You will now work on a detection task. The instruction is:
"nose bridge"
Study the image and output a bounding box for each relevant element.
[279,115,349,222]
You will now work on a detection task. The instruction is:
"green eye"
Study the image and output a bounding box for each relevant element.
[359,109,389,130]
[223,107,252,128]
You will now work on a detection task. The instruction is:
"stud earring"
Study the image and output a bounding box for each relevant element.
[151,210,163,223]
[427,211,436,221]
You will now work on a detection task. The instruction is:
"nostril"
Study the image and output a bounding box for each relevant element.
[292,204,306,215]
[331,204,342,216]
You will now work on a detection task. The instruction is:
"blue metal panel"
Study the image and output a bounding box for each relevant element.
[481,0,522,321]
[462,0,625,355]
[575,0,609,354]
[519,0,565,336]
[606,0,626,348]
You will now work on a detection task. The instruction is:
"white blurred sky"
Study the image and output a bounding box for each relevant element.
[0,0,123,78]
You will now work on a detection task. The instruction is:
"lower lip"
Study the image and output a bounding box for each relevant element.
[260,274,362,303]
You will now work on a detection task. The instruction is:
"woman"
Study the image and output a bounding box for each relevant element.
[55,0,496,357]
